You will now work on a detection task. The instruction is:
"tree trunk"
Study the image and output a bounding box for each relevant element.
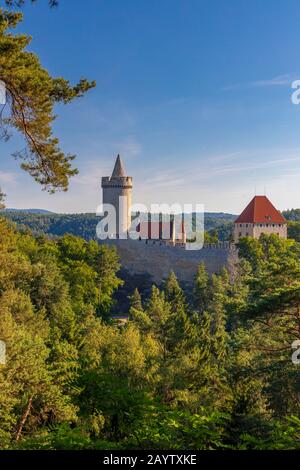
[15,395,33,442]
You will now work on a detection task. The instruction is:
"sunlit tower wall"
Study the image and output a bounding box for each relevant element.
[101,155,133,237]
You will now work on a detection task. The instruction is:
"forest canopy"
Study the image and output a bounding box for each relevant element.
[1,217,300,449]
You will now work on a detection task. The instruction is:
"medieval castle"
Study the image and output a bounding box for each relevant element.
[100,155,287,285]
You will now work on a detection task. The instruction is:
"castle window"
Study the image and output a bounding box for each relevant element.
[240,224,242,227]
[239,232,242,237]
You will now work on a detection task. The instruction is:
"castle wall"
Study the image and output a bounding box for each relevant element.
[234,223,254,243]
[104,239,238,285]
[252,223,287,239]
[234,222,287,243]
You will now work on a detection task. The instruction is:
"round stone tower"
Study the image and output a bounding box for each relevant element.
[101,154,132,237]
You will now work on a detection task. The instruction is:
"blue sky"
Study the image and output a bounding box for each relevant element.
[1,0,300,213]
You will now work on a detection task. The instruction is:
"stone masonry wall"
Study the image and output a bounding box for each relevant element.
[104,239,238,285]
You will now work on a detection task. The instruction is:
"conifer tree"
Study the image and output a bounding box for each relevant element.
[0,8,95,192]
[97,245,123,318]
[129,288,152,331]
[236,235,300,416]
[208,273,229,361]
[193,262,211,313]
[145,283,202,405]
[0,289,76,445]
[164,270,186,313]
[130,288,143,311]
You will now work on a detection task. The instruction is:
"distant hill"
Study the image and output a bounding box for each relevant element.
[203,212,237,221]
[1,210,237,241]
[3,208,54,214]
[4,208,299,242]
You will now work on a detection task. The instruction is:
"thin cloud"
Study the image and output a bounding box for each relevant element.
[223,74,294,91]
[0,171,18,185]
[140,149,300,192]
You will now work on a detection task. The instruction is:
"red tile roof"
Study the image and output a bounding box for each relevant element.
[235,196,287,224]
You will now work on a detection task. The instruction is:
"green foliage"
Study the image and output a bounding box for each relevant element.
[0,217,122,448]
[288,221,300,242]
[193,262,210,312]
[129,408,230,450]
[235,235,300,417]
[1,219,300,450]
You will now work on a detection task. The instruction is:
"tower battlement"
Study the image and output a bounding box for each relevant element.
[101,176,133,189]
